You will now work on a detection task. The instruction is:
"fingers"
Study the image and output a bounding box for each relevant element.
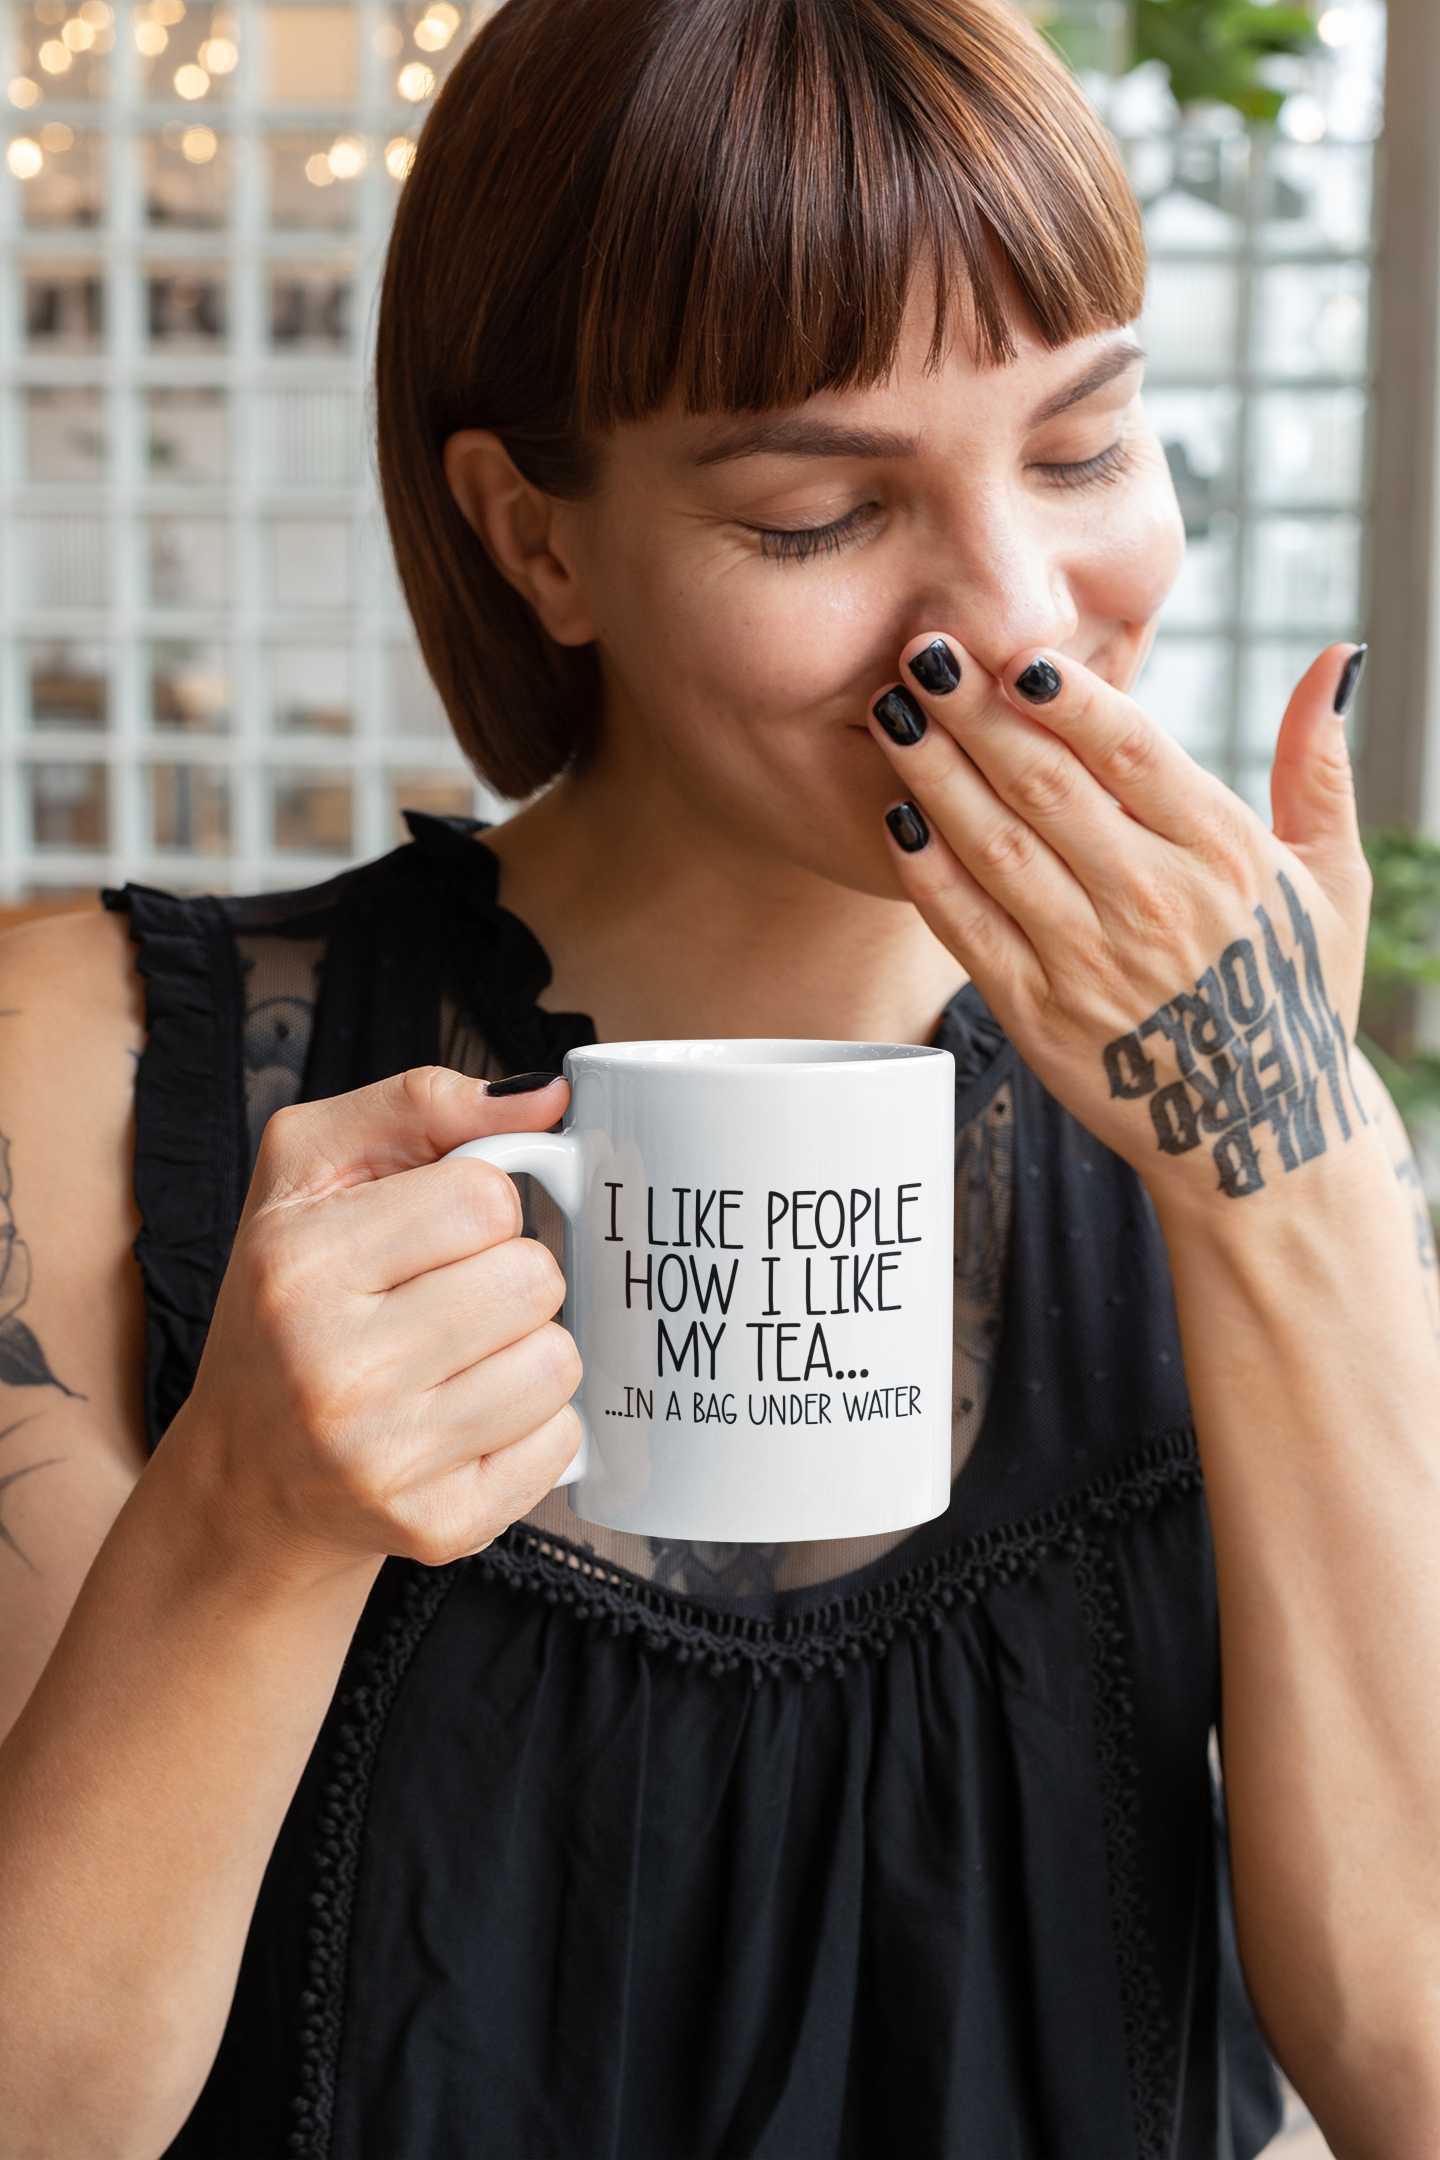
[246,1066,569,1219]
[868,637,1100,946]
[1271,643,1366,868]
[993,641,1235,852]
[283,1151,535,1297]
[879,789,1048,1004]
[377,1232,567,1390]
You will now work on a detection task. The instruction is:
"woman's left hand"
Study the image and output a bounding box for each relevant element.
[870,635,1374,1215]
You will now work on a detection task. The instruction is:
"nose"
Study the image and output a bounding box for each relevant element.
[905,493,1080,677]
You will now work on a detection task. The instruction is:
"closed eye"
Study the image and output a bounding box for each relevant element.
[1029,440,1134,491]
[745,501,879,564]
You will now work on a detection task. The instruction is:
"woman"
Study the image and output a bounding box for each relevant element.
[1,0,1437,2153]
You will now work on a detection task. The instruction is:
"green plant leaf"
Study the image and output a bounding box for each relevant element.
[1133,0,1318,113]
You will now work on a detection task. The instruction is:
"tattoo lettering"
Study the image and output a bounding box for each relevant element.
[0,1130,78,1394]
[1101,872,1366,1198]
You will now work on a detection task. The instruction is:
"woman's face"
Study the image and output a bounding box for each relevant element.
[530,295,1183,899]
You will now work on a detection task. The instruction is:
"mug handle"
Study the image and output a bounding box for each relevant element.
[443,1131,589,1485]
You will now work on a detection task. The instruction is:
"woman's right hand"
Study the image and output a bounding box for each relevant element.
[175,1065,583,1573]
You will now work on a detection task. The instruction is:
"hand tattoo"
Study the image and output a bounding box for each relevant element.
[1101,871,1366,1199]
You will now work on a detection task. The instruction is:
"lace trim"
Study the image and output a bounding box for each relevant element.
[1075,1534,1177,2160]
[288,1563,460,2159]
[476,1428,1203,1685]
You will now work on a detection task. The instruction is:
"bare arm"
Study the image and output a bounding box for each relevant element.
[869,634,1440,2158]
[0,914,580,2159]
[1158,1051,1440,2160]
[0,910,148,1743]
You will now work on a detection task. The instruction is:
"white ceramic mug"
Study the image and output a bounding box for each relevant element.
[446,1040,955,1542]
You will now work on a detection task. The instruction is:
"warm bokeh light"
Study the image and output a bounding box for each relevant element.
[8,77,40,107]
[38,121,73,150]
[199,36,237,73]
[79,1,114,24]
[6,137,43,179]
[414,5,460,53]
[61,17,96,49]
[38,39,72,72]
[327,135,365,180]
[174,62,210,99]
[397,62,434,101]
[384,135,415,180]
[181,124,216,162]
[134,19,167,55]
[305,151,334,188]
[152,0,187,23]
[1317,8,1353,45]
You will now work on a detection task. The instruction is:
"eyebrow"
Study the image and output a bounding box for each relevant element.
[1024,337,1146,428]
[689,336,1146,469]
[691,420,921,467]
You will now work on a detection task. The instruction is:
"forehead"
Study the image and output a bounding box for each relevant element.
[654,318,1145,474]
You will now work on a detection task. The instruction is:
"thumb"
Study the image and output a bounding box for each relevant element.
[244,1065,570,1218]
[1270,642,1367,879]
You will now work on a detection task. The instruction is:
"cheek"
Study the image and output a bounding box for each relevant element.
[596,535,894,743]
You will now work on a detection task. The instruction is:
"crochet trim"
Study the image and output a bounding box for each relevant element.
[475,1428,1203,1685]
[1075,1533,1177,2159]
[288,1563,460,2159]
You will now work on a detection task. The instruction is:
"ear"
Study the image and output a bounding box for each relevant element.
[443,430,597,647]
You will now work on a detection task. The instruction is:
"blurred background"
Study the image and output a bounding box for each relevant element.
[0,5,1433,2145]
[0,0,1438,1188]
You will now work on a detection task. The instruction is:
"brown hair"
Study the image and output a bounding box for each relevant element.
[376,0,1145,800]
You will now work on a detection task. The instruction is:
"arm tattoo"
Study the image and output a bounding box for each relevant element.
[0,1125,79,1568]
[0,1129,79,1395]
[1101,870,1367,1199]
[0,1418,62,1571]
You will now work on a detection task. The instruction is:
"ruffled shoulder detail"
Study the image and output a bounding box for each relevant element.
[935,978,1010,1098]
[402,812,596,1071]
[103,884,248,1448]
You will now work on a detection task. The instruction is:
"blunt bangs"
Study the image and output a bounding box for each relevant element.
[377,0,1147,798]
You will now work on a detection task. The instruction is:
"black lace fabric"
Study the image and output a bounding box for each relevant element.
[109,829,1281,2160]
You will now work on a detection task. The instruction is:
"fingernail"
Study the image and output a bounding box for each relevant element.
[885,801,930,853]
[908,639,962,696]
[486,1070,562,1096]
[872,687,927,746]
[1014,657,1062,704]
[1333,643,1367,718]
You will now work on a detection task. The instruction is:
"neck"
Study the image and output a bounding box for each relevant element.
[484,753,965,1048]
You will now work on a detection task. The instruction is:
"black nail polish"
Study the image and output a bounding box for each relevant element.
[885,801,930,853]
[1014,657,1062,704]
[1333,643,1367,717]
[489,1070,562,1096]
[872,687,927,746]
[908,639,962,696]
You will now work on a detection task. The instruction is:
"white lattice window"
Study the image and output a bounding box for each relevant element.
[1,0,502,901]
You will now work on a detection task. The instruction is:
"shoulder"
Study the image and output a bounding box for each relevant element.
[0,909,145,1210]
[0,903,143,1033]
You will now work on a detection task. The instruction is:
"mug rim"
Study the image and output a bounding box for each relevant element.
[566,1037,951,1074]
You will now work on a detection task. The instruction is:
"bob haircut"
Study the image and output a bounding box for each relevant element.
[376,0,1146,802]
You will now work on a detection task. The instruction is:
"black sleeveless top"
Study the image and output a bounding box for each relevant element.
[105,814,1281,2160]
